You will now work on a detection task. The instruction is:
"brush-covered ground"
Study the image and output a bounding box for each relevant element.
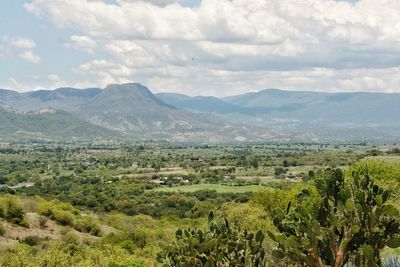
[0,142,399,266]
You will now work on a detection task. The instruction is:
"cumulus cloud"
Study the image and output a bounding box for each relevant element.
[65,35,97,54]
[47,74,70,88]
[9,37,37,49]
[19,50,41,64]
[144,66,400,96]
[22,0,400,94]
[48,74,60,81]
[0,36,41,65]
[117,0,185,7]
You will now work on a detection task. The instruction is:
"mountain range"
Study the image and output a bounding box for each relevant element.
[0,84,270,142]
[1,83,400,142]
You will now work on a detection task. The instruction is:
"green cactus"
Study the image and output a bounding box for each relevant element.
[157,211,267,267]
[269,168,400,267]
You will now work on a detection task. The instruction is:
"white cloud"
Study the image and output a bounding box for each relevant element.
[19,50,41,64]
[117,0,185,7]
[10,37,37,49]
[22,0,400,95]
[65,35,97,54]
[1,36,41,64]
[74,59,116,73]
[24,0,400,67]
[47,74,69,88]
[3,75,66,92]
[48,74,60,80]
[146,66,400,96]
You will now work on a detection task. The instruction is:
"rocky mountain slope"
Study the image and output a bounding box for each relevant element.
[2,83,400,142]
[157,89,400,141]
[0,84,269,142]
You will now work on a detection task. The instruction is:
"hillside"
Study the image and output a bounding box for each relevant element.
[156,93,252,115]
[2,84,400,142]
[223,89,400,127]
[0,108,119,140]
[0,84,271,142]
[158,89,400,140]
[0,87,102,112]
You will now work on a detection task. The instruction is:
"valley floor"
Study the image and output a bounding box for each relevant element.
[1,142,399,266]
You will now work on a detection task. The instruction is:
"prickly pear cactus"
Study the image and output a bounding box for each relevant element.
[157,212,267,267]
[269,168,400,267]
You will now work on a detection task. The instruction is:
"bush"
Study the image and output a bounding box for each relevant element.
[0,203,5,218]
[37,202,53,217]
[52,209,75,226]
[37,200,79,217]
[74,217,102,236]
[20,235,41,246]
[119,240,135,253]
[62,231,80,246]
[0,221,5,236]
[37,201,76,226]
[0,196,26,226]
[108,263,144,267]
[39,216,48,228]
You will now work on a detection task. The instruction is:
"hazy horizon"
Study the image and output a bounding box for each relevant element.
[2,82,400,98]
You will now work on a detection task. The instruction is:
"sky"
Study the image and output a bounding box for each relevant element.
[1,0,400,96]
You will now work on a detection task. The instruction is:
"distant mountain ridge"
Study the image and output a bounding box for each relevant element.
[1,84,400,142]
[158,89,400,129]
[0,83,270,142]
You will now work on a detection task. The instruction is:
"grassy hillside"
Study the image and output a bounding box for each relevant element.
[0,108,119,140]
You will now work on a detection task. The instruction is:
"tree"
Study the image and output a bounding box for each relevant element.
[274,167,288,176]
[0,196,26,226]
[157,212,267,267]
[268,168,400,267]
[250,159,259,169]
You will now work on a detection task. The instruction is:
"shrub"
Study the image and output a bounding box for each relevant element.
[74,217,102,236]
[37,200,79,217]
[0,221,5,236]
[39,216,48,229]
[108,263,144,267]
[20,235,41,246]
[62,231,81,255]
[62,231,80,246]
[119,240,135,253]
[37,200,76,226]
[0,196,26,226]
[52,209,75,226]
[0,203,5,218]
[37,202,53,217]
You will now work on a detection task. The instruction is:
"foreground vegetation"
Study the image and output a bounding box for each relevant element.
[0,141,399,266]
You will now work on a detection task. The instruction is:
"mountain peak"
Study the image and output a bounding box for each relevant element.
[104,83,155,98]
[105,83,148,91]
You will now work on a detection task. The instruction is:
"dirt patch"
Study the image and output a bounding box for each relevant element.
[1,213,61,244]
[0,212,112,246]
